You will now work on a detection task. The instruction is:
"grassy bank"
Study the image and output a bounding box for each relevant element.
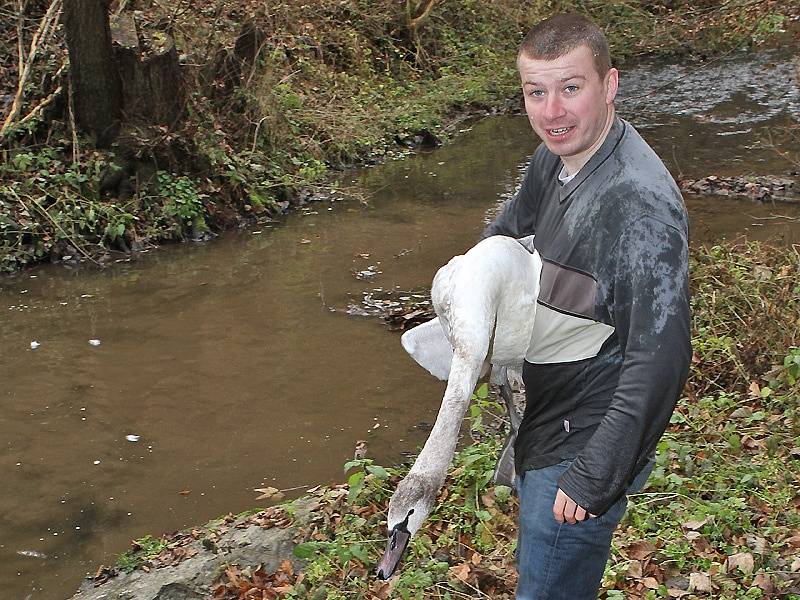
[111,242,800,599]
[1,0,796,272]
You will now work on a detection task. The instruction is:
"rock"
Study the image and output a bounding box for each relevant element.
[678,173,799,203]
[70,498,317,600]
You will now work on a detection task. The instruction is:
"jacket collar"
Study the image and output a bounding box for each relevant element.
[558,116,626,203]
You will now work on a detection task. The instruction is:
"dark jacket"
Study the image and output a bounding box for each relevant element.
[483,117,691,515]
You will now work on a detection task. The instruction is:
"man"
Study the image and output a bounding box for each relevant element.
[482,13,692,600]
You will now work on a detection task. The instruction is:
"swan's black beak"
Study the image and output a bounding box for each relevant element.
[375,524,411,580]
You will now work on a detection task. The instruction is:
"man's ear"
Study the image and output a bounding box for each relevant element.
[605,67,619,105]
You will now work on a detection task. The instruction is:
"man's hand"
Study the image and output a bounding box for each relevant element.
[553,488,597,524]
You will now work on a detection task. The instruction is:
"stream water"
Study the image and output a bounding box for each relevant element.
[1,49,799,599]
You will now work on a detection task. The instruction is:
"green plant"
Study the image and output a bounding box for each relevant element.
[155,171,207,235]
[116,535,168,573]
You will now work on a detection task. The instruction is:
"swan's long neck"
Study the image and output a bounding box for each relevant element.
[407,351,484,487]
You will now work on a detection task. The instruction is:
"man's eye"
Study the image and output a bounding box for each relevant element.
[528,89,544,97]
[564,85,579,93]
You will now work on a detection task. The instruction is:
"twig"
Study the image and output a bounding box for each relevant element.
[0,0,63,138]
[16,0,27,76]
[7,187,100,266]
[17,84,62,128]
[407,0,438,30]
[67,78,79,164]
[17,59,66,126]
[251,116,269,153]
[114,0,129,17]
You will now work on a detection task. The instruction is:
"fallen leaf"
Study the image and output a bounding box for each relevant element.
[731,406,752,418]
[254,487,285,501]
[178,489,191,496]
[682,518,709,530]
[746,534,768,554]
[753,572,773,594]
[688,572,713,592]
[450,562,471,582]
[740,435,760,450]
[626,540,657,560]
[627,560,643,578]
[642,576,660,589]
[791,557,800,573]
[726,552,754,574]
[753,264,772,281]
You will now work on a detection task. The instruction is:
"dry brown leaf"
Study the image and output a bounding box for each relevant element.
[627,560,643,578]
[740,435,760,450]
[726,552,754,574]
[254,486,285,501]
[682,517,709,530]
[280,559,294,577]
[626,540,657,560]
[667,589,692,598]
[688,572,713,593]
[450,562,471,582]
[640,576,660,589]
[786,534,800,548]
[791,557,800,572]
[753,572,773,594]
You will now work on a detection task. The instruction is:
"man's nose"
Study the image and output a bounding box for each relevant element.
[543,94,566,120]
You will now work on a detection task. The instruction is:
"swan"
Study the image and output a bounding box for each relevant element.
[376,235,541,580]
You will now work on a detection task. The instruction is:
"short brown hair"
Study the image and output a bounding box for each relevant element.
[518,13,611,77]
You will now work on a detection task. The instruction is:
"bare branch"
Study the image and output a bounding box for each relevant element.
[1,0,63,138]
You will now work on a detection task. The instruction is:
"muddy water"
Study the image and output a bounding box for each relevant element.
[2,50,800,599]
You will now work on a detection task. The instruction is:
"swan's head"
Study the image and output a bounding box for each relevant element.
[376,472,438,579]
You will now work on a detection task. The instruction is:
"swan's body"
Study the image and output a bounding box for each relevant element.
[376,235,541,579]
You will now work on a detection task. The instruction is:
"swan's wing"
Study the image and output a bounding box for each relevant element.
[400,317,454,381]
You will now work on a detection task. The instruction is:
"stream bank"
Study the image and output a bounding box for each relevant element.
[1,2,798,272]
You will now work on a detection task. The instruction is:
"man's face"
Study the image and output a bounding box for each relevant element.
[518,44,618,163]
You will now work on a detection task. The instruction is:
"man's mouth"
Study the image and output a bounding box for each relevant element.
[547,126,573,137]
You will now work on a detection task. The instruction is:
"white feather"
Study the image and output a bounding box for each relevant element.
[388,236,542,536]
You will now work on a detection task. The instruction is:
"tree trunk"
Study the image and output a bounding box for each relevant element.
[62,0,122,147]
[112,13,185,127]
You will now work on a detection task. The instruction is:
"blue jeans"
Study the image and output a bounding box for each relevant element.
[516,459,653,600]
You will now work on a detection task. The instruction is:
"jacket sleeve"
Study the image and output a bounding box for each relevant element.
[557,215,692,515]
[481,155,539,240]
